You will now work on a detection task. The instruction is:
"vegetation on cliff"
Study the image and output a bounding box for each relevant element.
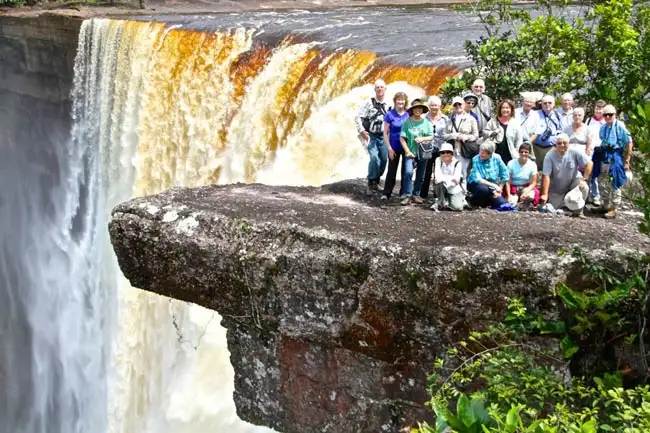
[419,1,650,431]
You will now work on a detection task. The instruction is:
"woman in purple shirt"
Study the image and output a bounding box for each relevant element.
[381,92,409,200]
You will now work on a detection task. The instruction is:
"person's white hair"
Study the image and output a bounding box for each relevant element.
[479,140,496,155]
[573,107,585,117]
[472,79,485,87]
[556,133,570,143]
[603,104,617,114]
[428,95,442,106]
[541,95,555,103]
[374,79,386,88]
[561,92,574,101]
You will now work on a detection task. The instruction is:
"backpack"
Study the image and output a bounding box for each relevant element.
[361,98,387,135]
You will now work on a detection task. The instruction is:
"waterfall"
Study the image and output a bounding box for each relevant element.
[3,17,456,433]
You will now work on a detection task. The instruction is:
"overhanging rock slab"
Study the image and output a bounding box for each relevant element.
[108,180,650,433]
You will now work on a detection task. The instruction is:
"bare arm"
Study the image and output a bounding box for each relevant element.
[541,175,550,201]
[583,160,593,181]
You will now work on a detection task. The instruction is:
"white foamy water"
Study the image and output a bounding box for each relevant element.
[0,16,452,433]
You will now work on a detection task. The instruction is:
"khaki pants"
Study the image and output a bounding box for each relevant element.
[599,163,623,210]
[533,144,552,171]
[549,177,589,211]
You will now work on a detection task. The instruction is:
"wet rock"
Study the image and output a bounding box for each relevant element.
[108,180,650,433]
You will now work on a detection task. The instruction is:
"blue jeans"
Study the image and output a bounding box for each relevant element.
[413,157,431,197]
[591,176,600,200]
[403,157,415,196]
[468,182,506,208]
[367,136,388,182]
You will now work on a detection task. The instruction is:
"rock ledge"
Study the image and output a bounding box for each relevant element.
[108,180,649,433]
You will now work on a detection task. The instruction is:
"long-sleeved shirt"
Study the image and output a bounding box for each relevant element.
[434,156,463,194]
[443,112,479,144]
[467,154,509,185]
[425,112,449,151]
[472,94,494,132]
[354,97,388,136]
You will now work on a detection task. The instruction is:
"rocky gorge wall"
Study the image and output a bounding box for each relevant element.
[108,180,650,433]
[0,12,81,170]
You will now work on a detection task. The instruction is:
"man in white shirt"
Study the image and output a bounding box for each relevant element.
[555,93,574,129]
[471,79,494,133]
[515,92,540,144]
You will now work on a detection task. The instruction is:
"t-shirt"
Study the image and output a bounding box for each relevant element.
[507,158,537,186]
[400,117,434,155]
[383,109,409,151]
[542,147,588,194]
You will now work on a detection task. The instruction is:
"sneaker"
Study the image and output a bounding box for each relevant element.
[413,196,424,204]
[592,197,602,207]
[604,209,616,219]
[400,197,411,206]
[380,195,389,201]
[430,202,440,212]
[572,210,586,219]
[398,194,407,200]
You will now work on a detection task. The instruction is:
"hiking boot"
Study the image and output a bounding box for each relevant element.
[366,181,374,196]
[371,180,380,191]
[592,197,602,207]
[413,196,424,204]
[380,194,389,201]
[400,197,411,206]
[604,209,616,219]
[430,202,440,212]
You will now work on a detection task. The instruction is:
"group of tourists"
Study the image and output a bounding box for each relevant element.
[354,79,633,219]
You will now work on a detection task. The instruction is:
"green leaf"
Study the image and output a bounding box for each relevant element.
[504,406,521,433]
[457,394,477,428]
[560,335,579,359]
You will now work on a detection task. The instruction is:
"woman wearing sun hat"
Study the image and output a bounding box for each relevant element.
[443,96,479,185]
[399,98,434,206]
[430,142,464,212]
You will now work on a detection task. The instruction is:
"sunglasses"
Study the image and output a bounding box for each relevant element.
[604,113,615,117]
[453,103,462,107]
[440,151,453,155]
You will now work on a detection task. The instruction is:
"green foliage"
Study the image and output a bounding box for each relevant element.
[0,0,25,6]
[440,0,650,116]
[415,251,650,433]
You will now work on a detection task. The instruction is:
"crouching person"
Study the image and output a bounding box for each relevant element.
[540,133,593,218]
[467,141,509,208]
[506,142,540,209]
[430,143,464,212]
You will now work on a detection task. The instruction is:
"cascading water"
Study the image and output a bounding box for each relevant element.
[1,14,458,433]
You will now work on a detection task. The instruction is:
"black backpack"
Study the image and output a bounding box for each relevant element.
[362,98,388,135]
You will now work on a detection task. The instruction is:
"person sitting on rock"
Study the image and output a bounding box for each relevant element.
[540,133,593,218]
[399,98,433,206]
[430,143,464,212]
[466,140,509,208]
[505,142,539,209]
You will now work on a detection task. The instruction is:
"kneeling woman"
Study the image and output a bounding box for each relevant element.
[506,142,540,208]
[430,143,464,212]
[467,141,509,208]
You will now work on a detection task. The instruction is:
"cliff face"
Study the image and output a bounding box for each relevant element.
[0,13,81,171]
[108,180,650,433]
